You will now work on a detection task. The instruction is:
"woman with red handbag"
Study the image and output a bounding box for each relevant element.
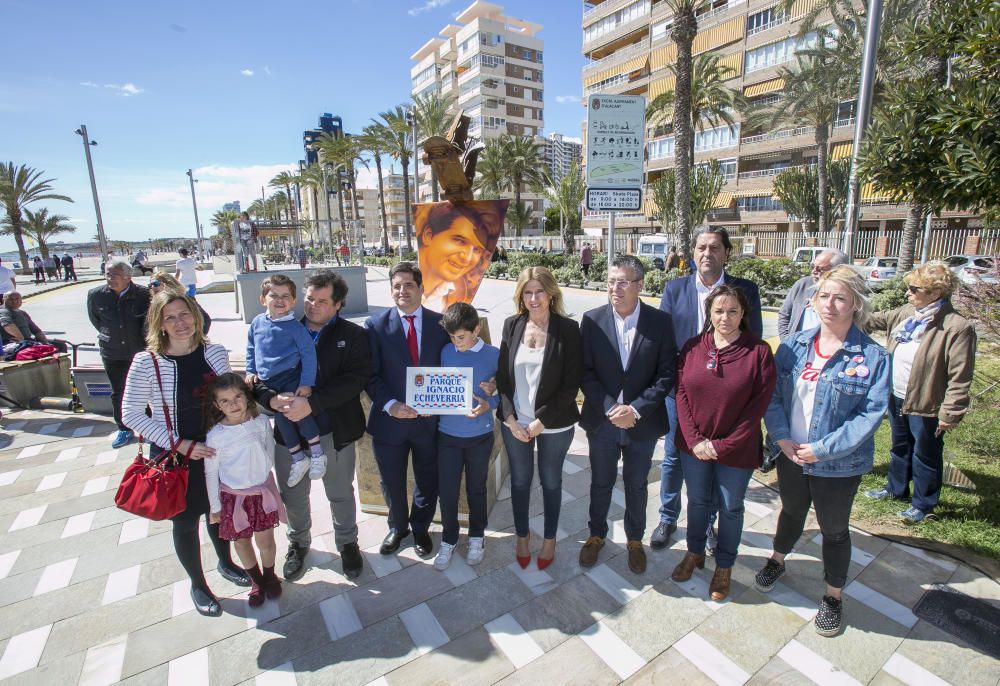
[121,292,250,616]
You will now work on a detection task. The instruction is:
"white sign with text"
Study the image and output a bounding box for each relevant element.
[586,94,646,188]
[405,367,474,415]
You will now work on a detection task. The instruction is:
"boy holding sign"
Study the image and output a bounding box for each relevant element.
[434,303,500,570]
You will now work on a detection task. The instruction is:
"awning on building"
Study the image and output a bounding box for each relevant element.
[744,78,786,98]
[584,54,650,87]
[650,44,678,72]
[861,182,898,201]
[648,74,677,101]
[717,51,744,79]
[713,191,735,208]
[733,189,773,198]
[830,141,852,161]
[790,0,822,18]
[693,16,747,55]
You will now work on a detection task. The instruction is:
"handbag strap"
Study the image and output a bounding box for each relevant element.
[150,354,178,452]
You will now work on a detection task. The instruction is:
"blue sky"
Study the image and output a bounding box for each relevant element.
[1,0,586,251]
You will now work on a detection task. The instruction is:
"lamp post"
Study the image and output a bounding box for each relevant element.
[185,169,203,260]
[74,125,109,261]
[406,107,420,206]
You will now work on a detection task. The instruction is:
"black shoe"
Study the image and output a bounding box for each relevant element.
[815,595,843,636]
[380,529,410,555]
[753,558,786,593]
[705,526,718,558]
[190,586,222,617]
[413,531,433,558]
[340,542,364,580]
[217,563,251,587]
[283,543,308,582]
[650,522,676,549]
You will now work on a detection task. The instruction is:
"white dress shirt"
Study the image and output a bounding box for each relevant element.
[204,414,276,514]
[611,303,641,413]
[695,271,726,332]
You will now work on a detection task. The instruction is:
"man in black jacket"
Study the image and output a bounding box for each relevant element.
[87,259,150,448]
[253,270,371,582]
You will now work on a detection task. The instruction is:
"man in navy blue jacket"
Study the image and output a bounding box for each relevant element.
[652,226,762,550]
[365,263,449,558]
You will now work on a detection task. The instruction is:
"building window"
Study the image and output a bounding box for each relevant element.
[737,195,783,212]
[584,0,650,45]
[694,124,740,152]
[705,158,737,180]
[411,64,437,89]
[651,17,674,42]
[647,136,675,160]
[747,6,785,36]
[745,33,817,73]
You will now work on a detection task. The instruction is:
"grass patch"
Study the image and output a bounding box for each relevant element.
[851,343,1000,561]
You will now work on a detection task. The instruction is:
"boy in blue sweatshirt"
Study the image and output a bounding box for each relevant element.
[245,274,325,487]
[435,302,500,570]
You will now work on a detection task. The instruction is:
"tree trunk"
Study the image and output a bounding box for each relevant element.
[431,167,440,202]
[335,178,347,245]
[513,175,523,238]
[374,155,390,253]
[672,9,698,258]
[815,124,830,234]
[402,159,413,254]
[9,211,30,272]
[347,166,362,258]
[898,202,925,272]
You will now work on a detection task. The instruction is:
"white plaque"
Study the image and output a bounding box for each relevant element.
[586,94,646,188]
[405,366,474,415]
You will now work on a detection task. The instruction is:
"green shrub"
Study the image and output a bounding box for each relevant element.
[727,256,806,292]
[485,260,507,278]
[552,264,585,286]
[644,269,669,295]
[870,276,909,311]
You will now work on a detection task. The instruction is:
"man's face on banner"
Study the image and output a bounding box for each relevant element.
[420,216,486,283]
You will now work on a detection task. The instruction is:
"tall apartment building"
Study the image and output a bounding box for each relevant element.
[539,132,583,184]
[410,0,546,232]
[579,0,975,250]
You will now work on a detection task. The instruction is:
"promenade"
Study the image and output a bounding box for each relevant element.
[0,268,997,686]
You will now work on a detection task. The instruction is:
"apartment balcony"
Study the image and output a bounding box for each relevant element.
[646,154,675,172]
[737,163,814,181]
[583,14,650,55]
[739,125,814,156]
[583,39,650,76]
[583,0,639,29]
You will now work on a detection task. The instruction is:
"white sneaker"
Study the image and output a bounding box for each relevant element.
[467,537,485,566]
[434,542,456,570]
[287,459,310,488]
[309,453,327,480]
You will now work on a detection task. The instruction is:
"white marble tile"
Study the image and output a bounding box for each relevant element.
[442,551,478,587]
[5,420,26,431]
[363,548,403,578]
[528,514,568,541]
[172,580,192,617]
[81,475,111,497]
[9,504,47,531]
[611,487,627,508]
[881,653,950,686]
[55,446,82,462]
[778,640,861,686]
[36,471,67,492]
[844,580,917,629]
[587,563,642,606]
[168,648,209,686]
[72,426,95,438]
[889,542,958,573]
[246,599,282,629]
[561,459,582,474]
[39,423,63,435]
[0,624,52,679]
[102,564,142,605]
[255,661,297,686]
[399,602,450,656]
[508,561,556,596]
[609,518,629,545]
[0,469,22,486]
[16,443,44,460]
[744,499,772,518]
[579,621,646,680]
[62,510,96,538]
[0,550,20,580]
[672,573,726,612]
[95,449,119,466]
[484,612,544,669]
[319,593,362,640]
[34,557,78,596]
[118,518,149,544]
[79,634,128,686]
[362,677,388,686]
[674,632,751,685]
[765,582,816,621]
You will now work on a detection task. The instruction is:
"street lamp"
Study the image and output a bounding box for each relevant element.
[405,108,420,206]
[185,169,204,260]
[74,125,109,261]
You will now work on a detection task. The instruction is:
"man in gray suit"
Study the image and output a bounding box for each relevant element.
[777,249,848,340]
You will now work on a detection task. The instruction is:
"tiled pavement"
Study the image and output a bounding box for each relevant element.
[1,411,999,686]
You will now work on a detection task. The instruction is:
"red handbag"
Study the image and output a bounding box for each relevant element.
[114,355,193,521]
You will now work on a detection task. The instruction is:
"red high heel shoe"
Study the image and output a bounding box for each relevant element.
[516,536,531,569]
[537,540,555,571]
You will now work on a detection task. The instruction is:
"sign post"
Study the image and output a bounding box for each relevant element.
[586,95,646,264]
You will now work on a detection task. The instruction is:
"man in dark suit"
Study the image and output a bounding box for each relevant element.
[365,262,449,558]
[652,226,763,549]
[579,255,676,574]
[254,270,371,582]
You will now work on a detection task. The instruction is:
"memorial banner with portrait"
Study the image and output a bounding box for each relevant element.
[414,199,508,312]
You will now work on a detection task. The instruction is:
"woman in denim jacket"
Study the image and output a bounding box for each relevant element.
[754,266,890,637]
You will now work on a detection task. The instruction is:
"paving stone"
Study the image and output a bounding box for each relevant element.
[384,626,515,686]
[0,575,104,641]
[509,572,621,653]
[347,560,454,628]
[894,619,1000,686]
[695,593,808,674]
[496,635,618,685]
[0,649,84,686]
[621,646,717,686]
[425,566,533,639]
[294,616,420,686]
[855,543,954,610]
[745,655,817,686]
[947,562,1000,610]
[601,581,713,661]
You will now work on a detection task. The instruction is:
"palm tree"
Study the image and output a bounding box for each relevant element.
[15,208,76,258]
[665,0,702,257]
[247,198,267,220]
[412,91,457,201]
[373,106,414,253]
[505,202,534,237]
[646,52,741,161]
[744,54,853,233]
[269,171,299,221]
[359,124,392,252]
[317,133,368,253]
[544,163,585,255]
[0,163,73,271]
[472,139,507,200]
[503,135,548,231]
[211,209,239,251]
[297,165,331,246]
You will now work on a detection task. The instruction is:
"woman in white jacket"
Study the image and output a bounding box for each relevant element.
[122,292,249,616]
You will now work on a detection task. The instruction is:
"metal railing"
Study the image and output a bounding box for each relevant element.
[746,16,786,37]
[738,162,815,180]
[740,125,812,146]
[583,40,649,74]
[833,116,856,129]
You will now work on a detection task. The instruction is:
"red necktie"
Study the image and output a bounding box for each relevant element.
[404,315,419,365]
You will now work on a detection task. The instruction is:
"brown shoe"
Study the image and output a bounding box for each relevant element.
[579,536,605,568]
[710,566,732,601]
[626,540,646,574]
[671,551,706,582]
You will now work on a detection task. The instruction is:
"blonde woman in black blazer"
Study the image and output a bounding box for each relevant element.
[497,266,582,570]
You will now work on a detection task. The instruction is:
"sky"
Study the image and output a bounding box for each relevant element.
[0,0,587,251]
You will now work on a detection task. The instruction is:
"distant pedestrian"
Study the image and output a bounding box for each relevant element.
[296,246,308,269]
[51,253,63,280]
[61,254,78,282]
[580,242,593,278]
[43,255,57,280]
[0,258,16,296]
[175,248,198,297]
[666,247,681,272]
[33,256,45,284]
[339,243,349,265]
[231,212,259,272]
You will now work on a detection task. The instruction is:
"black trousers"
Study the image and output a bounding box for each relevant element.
[772,455,861,589]
[372,432,439,535]
[102,355,134,431]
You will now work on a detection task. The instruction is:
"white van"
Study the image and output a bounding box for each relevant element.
[637,234,673,270]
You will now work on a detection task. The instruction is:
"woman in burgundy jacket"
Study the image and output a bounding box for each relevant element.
[670,284,777,601]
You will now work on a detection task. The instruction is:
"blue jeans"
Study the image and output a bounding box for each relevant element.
[587,423,658,542]
[658,395,718,531]
[438,432,494,545]
[886,395,944,513]
[263,366,320,462]
[185,284,197,297]
[502,425,573,539]
[680,452,753,568]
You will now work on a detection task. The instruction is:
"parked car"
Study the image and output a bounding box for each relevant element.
[944,254,998,285]
[853,256,898,290]
[790,246,830,264]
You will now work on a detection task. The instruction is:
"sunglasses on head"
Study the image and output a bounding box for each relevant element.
[150,280,161,287]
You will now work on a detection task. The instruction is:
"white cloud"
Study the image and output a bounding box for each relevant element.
[80,81,144,96]
[135,164,296,211]
[555,95,582,105]
[408,0,452,16]
[240,69,254,77]
[263,66,272,76]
